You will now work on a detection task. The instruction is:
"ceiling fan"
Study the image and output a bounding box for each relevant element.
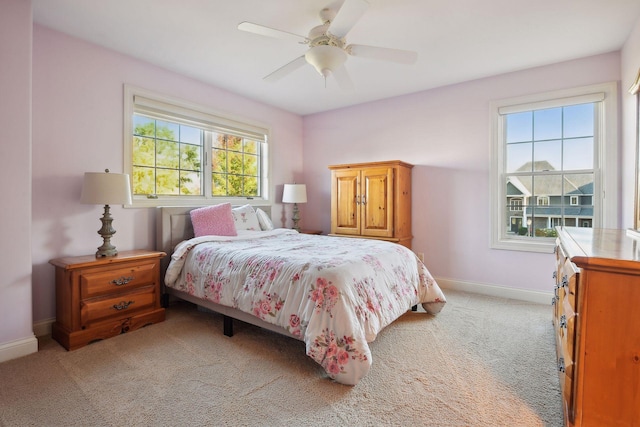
[237,0,418,89]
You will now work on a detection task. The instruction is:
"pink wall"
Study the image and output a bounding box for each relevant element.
[31,25,303,323]
[302,52,621,293]
[0,0,35,347]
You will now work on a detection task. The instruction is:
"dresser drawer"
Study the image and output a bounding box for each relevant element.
[556,240,567,274]
[559,309,576,366]
[558,354,574,393]
[561,258,579,312]
[80,287,156,327]
[80,261,157,298]
[561,367,574,423]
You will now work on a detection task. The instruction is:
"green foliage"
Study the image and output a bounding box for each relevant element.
[534,228,558,237]
[132,115,260,198]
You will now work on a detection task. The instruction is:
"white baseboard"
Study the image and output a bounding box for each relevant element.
[436,277,553,306]
[0,335,38,363]
[33,317,55,338]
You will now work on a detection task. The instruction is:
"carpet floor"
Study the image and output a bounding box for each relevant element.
[0,290,562,426]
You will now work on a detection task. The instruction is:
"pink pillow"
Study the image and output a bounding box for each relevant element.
[190,203,237,237]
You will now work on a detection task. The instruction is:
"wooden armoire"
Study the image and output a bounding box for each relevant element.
[328,160,412,248]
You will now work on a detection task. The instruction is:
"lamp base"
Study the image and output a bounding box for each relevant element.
[96,246,118,258]
[95,204,118,258]
[292,202,301,232]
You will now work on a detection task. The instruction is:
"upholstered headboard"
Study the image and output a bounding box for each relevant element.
[156,205,272,254]
[155,205,272,283]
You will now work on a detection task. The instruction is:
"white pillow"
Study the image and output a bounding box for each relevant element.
[256,208,274,231]
[231,204,261,231]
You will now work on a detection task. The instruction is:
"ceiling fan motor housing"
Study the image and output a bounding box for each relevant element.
[308,23,345,48]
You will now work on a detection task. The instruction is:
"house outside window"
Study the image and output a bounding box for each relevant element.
[490,83,618,253]
[124,85,271,208]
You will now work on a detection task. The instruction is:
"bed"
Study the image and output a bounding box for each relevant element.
[157,205,446,385]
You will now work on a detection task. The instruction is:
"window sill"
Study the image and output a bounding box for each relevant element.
[490,237,556,253]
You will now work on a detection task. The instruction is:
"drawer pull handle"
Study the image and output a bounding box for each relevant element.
[562,275,568,288]
[558,357,565,373]
[111,276,134,286]
[113,301,134,310]
[560,314,567,329]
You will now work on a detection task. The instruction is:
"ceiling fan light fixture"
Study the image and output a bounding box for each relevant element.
[305,45,347,77]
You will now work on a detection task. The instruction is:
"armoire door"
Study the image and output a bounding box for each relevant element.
[331,169,360,235]
[361,167,394,238]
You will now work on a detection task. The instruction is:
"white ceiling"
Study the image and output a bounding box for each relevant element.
[32,0,640,116]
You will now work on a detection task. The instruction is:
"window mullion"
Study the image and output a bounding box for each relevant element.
[204,131,213,199]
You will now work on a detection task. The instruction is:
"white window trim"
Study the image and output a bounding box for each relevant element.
[537,196,550,206]
[490,82,618,253]
[570,195,579,206]
[123,85,273,208]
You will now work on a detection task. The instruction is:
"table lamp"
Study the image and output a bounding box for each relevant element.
[80,169,133,257]
[282,184,307,232]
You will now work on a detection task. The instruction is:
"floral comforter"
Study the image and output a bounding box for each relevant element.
[165,229,446,385]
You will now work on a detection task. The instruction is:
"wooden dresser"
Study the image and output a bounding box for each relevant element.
[328,160,412,248]
[553,227,640,426]
[50,250,166,350]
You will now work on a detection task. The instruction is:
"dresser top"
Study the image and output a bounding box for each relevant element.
[557,227,640,272]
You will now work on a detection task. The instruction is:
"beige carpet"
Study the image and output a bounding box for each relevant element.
[0,290,562,426]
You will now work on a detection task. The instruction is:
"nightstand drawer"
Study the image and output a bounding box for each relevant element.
[80,287,156,326]
[80,261,157,298]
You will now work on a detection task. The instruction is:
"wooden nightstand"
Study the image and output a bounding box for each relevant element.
[299,229,322,235]
[49,250,166,350]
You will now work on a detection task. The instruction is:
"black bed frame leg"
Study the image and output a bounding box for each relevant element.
[223,315,234,337]
[161,293,170,308]
[411,305,418,312]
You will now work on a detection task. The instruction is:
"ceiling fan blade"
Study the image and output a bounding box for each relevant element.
[238,22,309,44]
[332,65,354,91]
[263,56,308,82]
[347,44,418,64]
[327,0,369,39]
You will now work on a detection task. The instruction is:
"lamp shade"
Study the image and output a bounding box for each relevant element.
[81,170,133,205]
[282,184,307,204]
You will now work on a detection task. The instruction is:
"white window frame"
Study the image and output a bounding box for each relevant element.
[490,82,618,253]
[123,85,272,208]
[570,195,579,206]
[537,196,550,206]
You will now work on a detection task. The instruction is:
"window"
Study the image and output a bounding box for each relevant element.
[510,198,523,211]
[490,82,618,253]
[536,196,550,206]
[124,86,270,207]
